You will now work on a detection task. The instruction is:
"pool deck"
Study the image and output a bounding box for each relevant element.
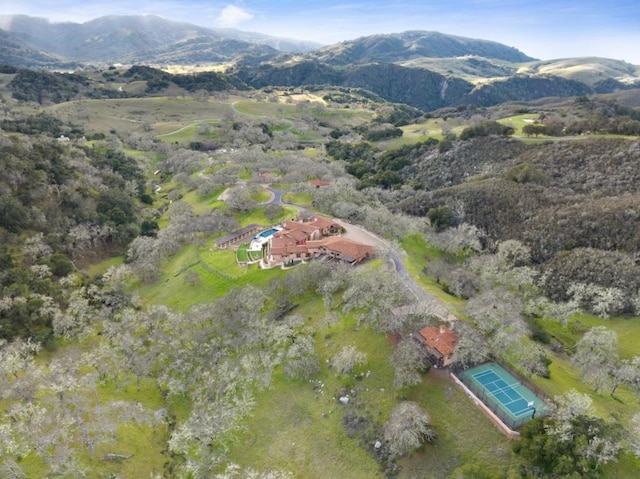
[249,227,283,250]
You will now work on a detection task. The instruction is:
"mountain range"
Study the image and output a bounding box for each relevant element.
[1,14,639,111]
[0,14,319,66]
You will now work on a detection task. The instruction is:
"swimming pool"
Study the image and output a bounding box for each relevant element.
[257,228,280,239]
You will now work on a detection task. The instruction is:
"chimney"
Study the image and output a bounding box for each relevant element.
[439,324,447,334]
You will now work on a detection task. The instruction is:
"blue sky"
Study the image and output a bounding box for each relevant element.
[3,1,640,63]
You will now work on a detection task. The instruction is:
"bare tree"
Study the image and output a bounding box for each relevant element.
[573,326,618,392]
[283,335,320,380]
[390,338,429,389]
[451,321,491,370]
[497,239,531,268]
[383,401,436,457]
[628,413,640,457]
[331,345,367,376]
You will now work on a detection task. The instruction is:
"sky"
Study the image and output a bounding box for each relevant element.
[3,1,640,64]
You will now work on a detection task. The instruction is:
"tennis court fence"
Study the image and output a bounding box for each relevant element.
[454,360,552,430]
[492,357,553,405]
[458,376,540,430]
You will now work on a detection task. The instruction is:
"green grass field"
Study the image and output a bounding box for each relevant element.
[399,118,466,141]
[283,191,314,207]
[14,369,169,478]
[236,244,250,262]
[136,241,287,311]
[225,293,525,478]
[228,301,395,478]
[400,234,467,316]
[46,96,235,135]
[539,312,640,360]
[233,100,373,128]
[497,114,540,136]
[402,372,521,478]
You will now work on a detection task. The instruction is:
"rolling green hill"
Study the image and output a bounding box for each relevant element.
[309,31,536,65]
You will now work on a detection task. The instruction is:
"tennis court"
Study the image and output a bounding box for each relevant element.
[473,369,533,417]
[457,362,550,429]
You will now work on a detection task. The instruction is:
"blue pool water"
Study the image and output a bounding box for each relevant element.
[257,228,279,239]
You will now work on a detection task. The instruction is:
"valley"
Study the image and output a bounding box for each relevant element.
[1,16,640,479]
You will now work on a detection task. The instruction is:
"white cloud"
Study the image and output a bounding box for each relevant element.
[218,5,253,27]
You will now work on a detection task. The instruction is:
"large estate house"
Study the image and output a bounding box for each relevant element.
[262,215,375,267]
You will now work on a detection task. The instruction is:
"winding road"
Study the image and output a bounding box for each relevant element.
[213,178,453,314]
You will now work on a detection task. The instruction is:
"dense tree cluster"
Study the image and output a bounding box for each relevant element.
[515,391,623,478]
[459,119,515,139]
[0,133,148,342]
[363,133,640,307]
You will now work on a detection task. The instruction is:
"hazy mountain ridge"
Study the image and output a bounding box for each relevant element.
[2,15,640,111]
[0,14,315,66]
[231,31,640,110]
[309,31,536,65]
[0,28,64,68]
[233,60,604,110]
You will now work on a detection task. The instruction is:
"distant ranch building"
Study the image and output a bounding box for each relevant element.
[309,179,331,188]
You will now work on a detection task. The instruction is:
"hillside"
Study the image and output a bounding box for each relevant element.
[1,62,640,478]
[233,59,606,110]
[309,31,536,65]
[2,17,640,113]
[0,28,63,68]
[0,14,316,66]
[520,57,640,87]
[231,32,640,111]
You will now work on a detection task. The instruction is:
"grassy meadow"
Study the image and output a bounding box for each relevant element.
[47,96,237,136]
[3,86,638,478]
[225,293,523,479]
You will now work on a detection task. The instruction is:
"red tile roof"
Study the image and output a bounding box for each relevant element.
[309,180,331,187]
[418,325,458,357]
[270,234,310,255]
[268,215,374,264]
[281,220,321,236]
[307,215,340,230]
[308,236,375,262]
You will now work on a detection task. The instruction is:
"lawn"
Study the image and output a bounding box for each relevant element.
[402,371,521,478]
[400,234,467,316]
[251,187,272,204]
[228,304,395,478]
[234,204,298,227]
[46,96,234,136]
[136,241,287,311]
[283,191,313,207]
[497,114,540,135]
[236,243,250,262]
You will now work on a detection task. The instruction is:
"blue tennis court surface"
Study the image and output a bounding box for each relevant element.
[457,362,550,429]
[473,370,531,417]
